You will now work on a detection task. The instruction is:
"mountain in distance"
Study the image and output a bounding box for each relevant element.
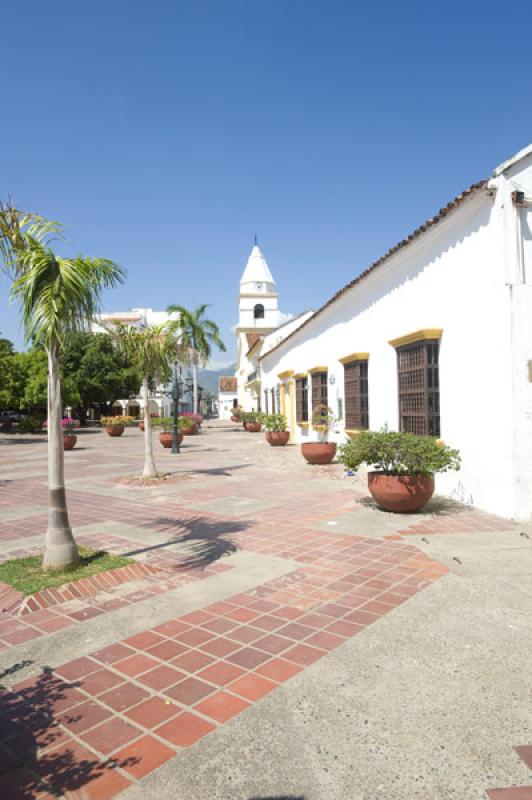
[197,363,236,395]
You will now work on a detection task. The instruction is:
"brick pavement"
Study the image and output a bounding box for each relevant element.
[0,422,523,799]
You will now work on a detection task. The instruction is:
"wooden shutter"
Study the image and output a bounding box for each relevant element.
[397,340,440,436]
[344,360,369,429]
[311,372,328,412]
[296,378,309,422]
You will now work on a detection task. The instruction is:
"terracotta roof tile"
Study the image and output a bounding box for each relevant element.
[219,376,237,393]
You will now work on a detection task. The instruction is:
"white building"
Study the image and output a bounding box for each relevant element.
[217,376,238,420]
[92,307,193,418]
[257,144,532,520]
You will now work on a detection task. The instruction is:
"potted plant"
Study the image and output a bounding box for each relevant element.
[263,413,289,446]
[338,429,461,512]
[180,411,203,435]
[231,406,242,423]
[100,415,133,437]
[62,417,80,450]
[154,417,188,448]
[301,405,337,464]
[241,411,262,433]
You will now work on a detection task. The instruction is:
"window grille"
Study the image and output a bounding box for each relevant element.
[295,377,309,422]
[271,387,276,414]
[396,340,440,436]
[264,390,269,413]
[311,372,328,413]
[344,360,369,429]
[275,385,281,414]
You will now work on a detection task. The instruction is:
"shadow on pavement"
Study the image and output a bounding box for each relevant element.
[0,665,137,799]
[124,515,252,569]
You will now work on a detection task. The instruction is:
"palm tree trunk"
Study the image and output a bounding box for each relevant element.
[141,376,157,478]
[43,343,80,571]
[192,362,198,414]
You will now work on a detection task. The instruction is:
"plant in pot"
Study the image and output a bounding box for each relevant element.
[263,413,289,446]
[338,428,461,513]
[301,405,337,464]
[100,415,133,437]
[62,417,80,450]
[241,411,262,433]
[231,406,242,423]
[180,411,202,435]
[154,416,189,448]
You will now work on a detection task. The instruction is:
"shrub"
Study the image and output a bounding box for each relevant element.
[338,429,461,476]
[262,413,287,432]
[182,411,204,424]
[311,404,337,441]
[152,416,194,432]
[100,415,134,428]
[18,414,46,434]
[240,411,260,424]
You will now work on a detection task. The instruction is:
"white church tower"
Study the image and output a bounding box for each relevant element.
[235,240,280,408]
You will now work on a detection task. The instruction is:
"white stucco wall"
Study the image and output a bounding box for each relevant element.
[260,173,532,519]
[218,391,239,420]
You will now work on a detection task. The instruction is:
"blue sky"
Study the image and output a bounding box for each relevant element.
[1,0,530,366]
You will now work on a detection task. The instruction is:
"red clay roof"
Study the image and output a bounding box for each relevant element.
[246,333,262,351]
[260,179,488,361]
[219,376,237,393]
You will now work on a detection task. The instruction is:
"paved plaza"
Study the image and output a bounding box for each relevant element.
[0,421,531,799]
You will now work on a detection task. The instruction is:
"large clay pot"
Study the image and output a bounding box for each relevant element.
[266,431,289,446]
[63,434,77,451]
[159,431,184,448]
[230,416,240,423]
[301,442,337,464]
[106,425,124,437]
[182,423,198,435]
[368,472,435,513]
[244,422,262,433]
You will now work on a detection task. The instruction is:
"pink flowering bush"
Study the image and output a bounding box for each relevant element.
[182,412,204,424]
[42,417,80,433]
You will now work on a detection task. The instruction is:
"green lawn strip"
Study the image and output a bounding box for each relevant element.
[0,547,133,596]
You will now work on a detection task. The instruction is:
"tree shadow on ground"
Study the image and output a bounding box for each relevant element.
[358,493,469,517]
[188,463,252,477]
[0,664,138,799]
[249,796,306,799]
[0,438,47,446]
[124,515,253,569]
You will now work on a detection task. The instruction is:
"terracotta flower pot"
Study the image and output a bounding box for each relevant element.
[63,434,77,451]
[159,431,184,448]
[244,422,262,433]
[230,416,240,423]
[106,425,124,437]
[139,420,145,431]
[182,423,198,435]
[368,472,435,513]
[266,431,289,446]
[301,442,337,464]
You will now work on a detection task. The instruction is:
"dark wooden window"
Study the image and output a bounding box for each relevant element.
[254,304,265,319]
[275,385,281,413]
[344,360,369,430]
[295,377,309,422]
[397,339,440,436]
[264,390,269,413]
[311,371,328,413]
[270,388,276,414]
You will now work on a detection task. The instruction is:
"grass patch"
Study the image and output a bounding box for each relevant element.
[0,547,133,596]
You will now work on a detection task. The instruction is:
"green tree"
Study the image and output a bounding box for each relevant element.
[60,332,141,422]
[0,338,16,410]
[1,200,124,571]
[14,348,49,412]
[111,323,178,478]
[167,304,226,413]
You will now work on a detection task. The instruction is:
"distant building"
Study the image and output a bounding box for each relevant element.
[234,244,314,411]
[218,376,238,420]
[92,307,193,418]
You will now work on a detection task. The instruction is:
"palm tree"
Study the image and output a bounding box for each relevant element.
[167,304,226,414]
[3,209,124,571]
[111,323,178,478]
